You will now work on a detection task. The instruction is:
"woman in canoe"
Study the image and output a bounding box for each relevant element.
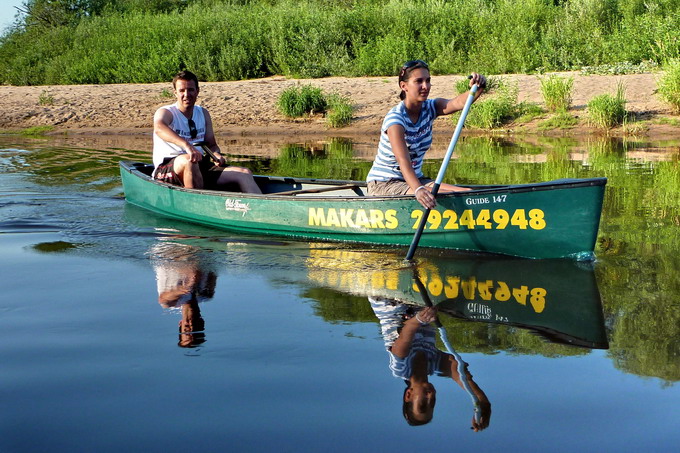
[366,60,486,209]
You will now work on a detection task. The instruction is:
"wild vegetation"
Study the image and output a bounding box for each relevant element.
[2,0,680,86]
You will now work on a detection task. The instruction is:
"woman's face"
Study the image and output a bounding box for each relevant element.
[400,67,431,102]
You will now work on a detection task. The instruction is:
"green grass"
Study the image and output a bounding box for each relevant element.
[38,89,54,105]
[325,93,354,128]
[657,59,680,113]
[538,111,579,130]
[514,102,545,124]
[20,125,54,136]
[539,74,573,112]
[587,82,627,129]
[277,84,327,118]
[654,116,680,126]
[277,84,354,127]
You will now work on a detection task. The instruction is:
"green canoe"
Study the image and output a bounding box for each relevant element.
[119,161,606,260]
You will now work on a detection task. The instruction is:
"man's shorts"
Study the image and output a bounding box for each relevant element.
[154,155,222,188]
[367,178,434,196]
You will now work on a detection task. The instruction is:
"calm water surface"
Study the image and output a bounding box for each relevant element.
[1,135,678,453]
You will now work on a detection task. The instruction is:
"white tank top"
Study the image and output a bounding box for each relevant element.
[152,104,207,171]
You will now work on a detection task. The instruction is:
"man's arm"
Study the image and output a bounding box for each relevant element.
[153,108,202,163]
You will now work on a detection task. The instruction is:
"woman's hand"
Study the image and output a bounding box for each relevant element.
[469,73,487,91]
[415,185,436,209]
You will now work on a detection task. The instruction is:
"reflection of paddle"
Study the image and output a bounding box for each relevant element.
[412,270,482,423]
[405,80,479,262]
[191,141,225,167]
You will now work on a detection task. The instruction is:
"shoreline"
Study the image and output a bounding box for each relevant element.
[1,72,679,145]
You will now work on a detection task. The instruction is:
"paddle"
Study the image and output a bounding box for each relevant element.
[191,141,225,167]
[405,79,480,262]
[412,271,482,424]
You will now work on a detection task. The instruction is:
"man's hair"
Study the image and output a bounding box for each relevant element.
[172,70,199,90]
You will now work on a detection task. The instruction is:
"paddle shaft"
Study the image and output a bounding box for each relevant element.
[191,141,225,166]
[412,272,482,422]
[405,83,479,261]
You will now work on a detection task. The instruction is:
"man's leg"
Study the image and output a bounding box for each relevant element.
[173,154,204,189]
[215,167,262,194]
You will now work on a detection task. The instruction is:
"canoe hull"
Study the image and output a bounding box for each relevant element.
[119,162,606,259]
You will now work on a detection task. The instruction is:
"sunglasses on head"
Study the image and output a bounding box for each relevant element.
[188,118,197,139]
[399,60,429,80]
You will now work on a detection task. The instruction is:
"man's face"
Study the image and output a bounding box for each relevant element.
[173,79,199,109]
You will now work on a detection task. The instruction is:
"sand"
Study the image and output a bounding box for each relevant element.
[1,71,678,147]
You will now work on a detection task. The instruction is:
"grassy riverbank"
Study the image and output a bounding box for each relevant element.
[2,0,680,86]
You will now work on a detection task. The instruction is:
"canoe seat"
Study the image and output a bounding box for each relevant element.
[275,184,361,196]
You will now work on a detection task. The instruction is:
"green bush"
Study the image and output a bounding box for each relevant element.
[455,82,520,129]
[587,82,627,128]
[657,59,680,113]
[539,74,573,112]
[277,84,327,118]
[325,93,354,128]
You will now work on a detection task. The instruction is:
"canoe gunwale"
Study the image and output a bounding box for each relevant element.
[119,161,607,201]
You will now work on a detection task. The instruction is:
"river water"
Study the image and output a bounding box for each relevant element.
[1,134,678,452]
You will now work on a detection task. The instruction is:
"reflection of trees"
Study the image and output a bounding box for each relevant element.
[597,254,680,384]
[273,138,369,180]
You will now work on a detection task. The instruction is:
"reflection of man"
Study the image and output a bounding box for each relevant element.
[151,241,217,348]
[369,297,491,429]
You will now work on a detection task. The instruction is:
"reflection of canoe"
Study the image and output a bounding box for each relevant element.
[120,161,606,259]
[305,250,609,349]
[121,204,608,348]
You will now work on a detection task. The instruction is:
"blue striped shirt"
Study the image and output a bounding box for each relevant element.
[367,99,438,182]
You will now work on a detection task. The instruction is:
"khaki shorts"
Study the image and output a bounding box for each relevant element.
[367,178,433,196]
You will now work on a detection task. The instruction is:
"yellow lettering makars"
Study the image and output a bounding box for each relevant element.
[309,208,398,229]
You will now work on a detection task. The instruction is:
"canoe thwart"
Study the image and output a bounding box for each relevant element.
[275,184,361,196]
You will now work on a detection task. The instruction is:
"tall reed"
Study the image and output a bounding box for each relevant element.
[539,74,573,112]
[587,81,627,129]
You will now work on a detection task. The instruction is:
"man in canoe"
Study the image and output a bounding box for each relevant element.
[152,70,261,193]
[367,60,486,209]
[369,296,491,429]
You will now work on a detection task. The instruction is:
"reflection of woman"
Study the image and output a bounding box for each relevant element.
[150,241,217,348]
[369,297,491,429]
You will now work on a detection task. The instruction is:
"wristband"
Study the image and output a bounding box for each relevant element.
[415,313,428,325]
[414,185,427,196]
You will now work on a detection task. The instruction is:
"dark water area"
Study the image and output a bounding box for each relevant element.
[1,135,678,452]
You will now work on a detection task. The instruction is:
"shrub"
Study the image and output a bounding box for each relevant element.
[454,82,519,129]
[657,59,680,113]
[539,74,573,112]
[325,93,354,128]
[277,84,327,118]
[587,81,627,128]
[38,89,54,105]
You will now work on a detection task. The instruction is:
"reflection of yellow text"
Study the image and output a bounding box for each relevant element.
[309,208,398,229]
[415,273,546,313]
[306,249,401,293]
